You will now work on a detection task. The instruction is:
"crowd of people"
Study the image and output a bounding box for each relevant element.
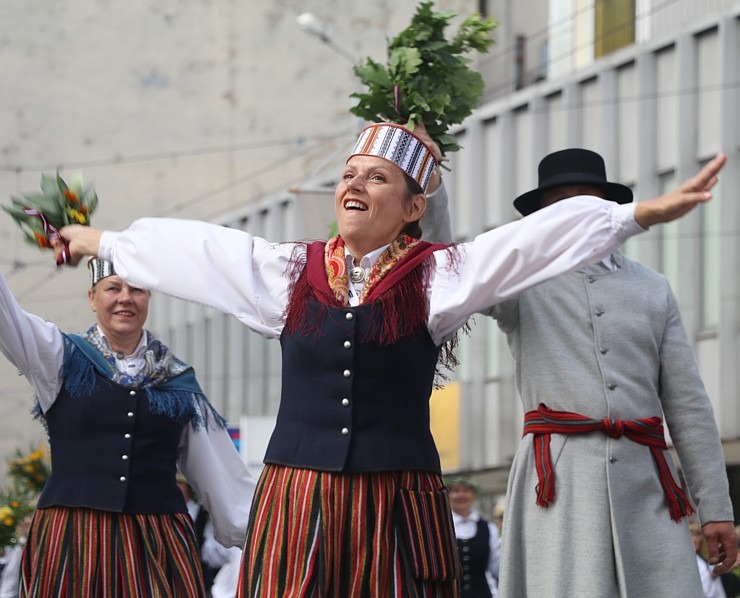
[0,115,734,596]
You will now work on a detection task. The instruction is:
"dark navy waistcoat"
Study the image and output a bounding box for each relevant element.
[457,518,492,597]
[265,298,443,473]
[38,373,187,514]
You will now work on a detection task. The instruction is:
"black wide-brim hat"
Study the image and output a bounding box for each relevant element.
[513,148,633,216]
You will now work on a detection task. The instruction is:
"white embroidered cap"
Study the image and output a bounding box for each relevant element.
[88,257,116,287]
[348,123,438,192]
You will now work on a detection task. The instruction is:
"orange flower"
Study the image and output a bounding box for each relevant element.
[63,189,79,203]
[33,232,50,248]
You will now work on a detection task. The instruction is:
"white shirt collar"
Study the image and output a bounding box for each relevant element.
[452,509,481,525]
[344,243,391,270]
[95,325,148,359]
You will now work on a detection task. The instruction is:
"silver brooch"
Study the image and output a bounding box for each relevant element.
[350,267,366,284]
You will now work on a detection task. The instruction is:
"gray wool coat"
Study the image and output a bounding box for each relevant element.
[490,253,733,598]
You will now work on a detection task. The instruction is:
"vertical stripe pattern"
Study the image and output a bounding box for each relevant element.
[349,123,438,191]
[239,465,460,598]
[20,506,206,597]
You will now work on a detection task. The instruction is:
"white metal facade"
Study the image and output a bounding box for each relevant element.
[148,6,740,486]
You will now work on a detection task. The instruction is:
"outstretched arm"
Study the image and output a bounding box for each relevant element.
[634,153,725,228]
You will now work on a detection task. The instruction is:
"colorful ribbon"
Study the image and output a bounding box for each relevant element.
[23,208,72,265]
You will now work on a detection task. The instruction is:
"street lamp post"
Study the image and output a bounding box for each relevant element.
[296,12,358,66]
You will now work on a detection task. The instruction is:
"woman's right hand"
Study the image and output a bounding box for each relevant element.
[51,225,104,267]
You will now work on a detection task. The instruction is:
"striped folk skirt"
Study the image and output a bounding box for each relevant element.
[20,506,206,597]
[238,465,460,598]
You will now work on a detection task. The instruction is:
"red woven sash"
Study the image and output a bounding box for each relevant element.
[522,403,694,522]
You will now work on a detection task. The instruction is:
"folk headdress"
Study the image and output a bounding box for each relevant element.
[88,257,116,287]
[348,123,438,192]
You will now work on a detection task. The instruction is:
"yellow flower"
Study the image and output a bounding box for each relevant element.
[10,501,19,508]
[3,516,14,527]
[66,208,88,224]
[0,507,11,520]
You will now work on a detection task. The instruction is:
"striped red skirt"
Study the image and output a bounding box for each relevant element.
[238,465,460,598]
[20,506,206,597]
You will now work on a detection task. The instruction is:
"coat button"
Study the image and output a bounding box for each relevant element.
[344,340,352,349]
[587,276,595,283]
[345,312,354,320]
[127,411,134,417]
[343,370,351,378]
[595,309,604,316]
[122,455,129,461]
[600,348,608,354]
[119,476,127,482]
[608,383,617,390]
[129,390,136,396]
[610,457,618,463]
[124,433,131,439]
[341,398,350,406]
[341,428,349,436]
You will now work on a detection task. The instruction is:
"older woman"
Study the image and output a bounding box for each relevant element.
[54,123,724,597]
[0,258,254,597]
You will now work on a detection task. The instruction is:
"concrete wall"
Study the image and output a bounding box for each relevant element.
[0,0,477,481]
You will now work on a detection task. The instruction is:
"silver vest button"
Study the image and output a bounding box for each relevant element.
[341,398,350,406]
[127,411,134,417]
[122,455,129,461]
[119,476,127,482]
[129,390,136,396]
[345,312,354,321]
[343,370,351,378]
[344,340,352,349]
[124,433,131,439]
[341,427,349,436]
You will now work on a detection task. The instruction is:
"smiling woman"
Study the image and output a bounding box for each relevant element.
[0,257,255,597]
[51,122,726,598]
[87,262,150,355]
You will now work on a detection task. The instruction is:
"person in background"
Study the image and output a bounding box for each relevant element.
[446,476,500,597]
[53,123,725,596]
[0,514,33,598]
[487,148,735,597]
[177,476,235,595]
[491,499,505,537]
[0,257,254,596]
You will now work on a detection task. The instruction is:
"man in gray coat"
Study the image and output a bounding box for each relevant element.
[490,149,735,597]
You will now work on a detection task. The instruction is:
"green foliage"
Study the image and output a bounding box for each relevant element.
[350,2,497,156]
[2,172,97,248]
[0,444,49,547]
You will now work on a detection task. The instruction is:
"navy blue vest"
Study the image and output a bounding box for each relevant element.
[265,298,442,472]
[38,373,187,514]
[457,519,492,598]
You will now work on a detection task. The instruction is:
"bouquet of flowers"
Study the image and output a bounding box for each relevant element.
[2,172,98,262]
[7,444,51,494]
[0,492,35,547]
[350,2,497,157]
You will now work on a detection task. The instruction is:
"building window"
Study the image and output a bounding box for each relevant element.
[701,174,721,329]
[659,172,680,292]
[595,0,636,58]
